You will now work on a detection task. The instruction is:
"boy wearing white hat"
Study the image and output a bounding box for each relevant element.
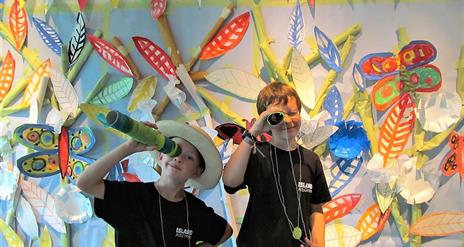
[78,120,233,247]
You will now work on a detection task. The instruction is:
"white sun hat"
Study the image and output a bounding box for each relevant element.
[156,120,222,190]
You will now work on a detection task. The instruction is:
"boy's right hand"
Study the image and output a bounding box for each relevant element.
[249,106,284,137]
[122,122,158,154]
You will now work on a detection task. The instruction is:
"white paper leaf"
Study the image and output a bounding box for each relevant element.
[50,68,79,117]
[20,180,66,233]
[291,48,316,109]
[325,222,361,247]
[205,69,266,101]
[17,196,39,239]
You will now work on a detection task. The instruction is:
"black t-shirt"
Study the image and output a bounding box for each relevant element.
[225,142,332,247]
[94,180,227,247]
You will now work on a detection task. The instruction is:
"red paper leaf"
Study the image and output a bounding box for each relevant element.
[9,0,28,50]
[88,35,135,77]
[122,173,141,182]
[199,12,250,60]
[0,51,16,102]
[323,193,362,223]
[378,94,415,164]
[132,36,176,80]
[151,0,167,20]
[78,0,88,11]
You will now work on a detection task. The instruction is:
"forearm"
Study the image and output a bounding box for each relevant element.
[197,224,233,247]
[77,143,133,198]
[222,142,252,187]
[310,204,325,247]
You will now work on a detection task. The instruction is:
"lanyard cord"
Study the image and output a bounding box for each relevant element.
[158,191,191,247]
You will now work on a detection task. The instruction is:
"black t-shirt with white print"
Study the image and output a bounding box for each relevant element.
[94,180,227,247]
[224,142,332,247]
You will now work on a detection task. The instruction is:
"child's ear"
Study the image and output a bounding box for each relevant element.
[158,154,163,161]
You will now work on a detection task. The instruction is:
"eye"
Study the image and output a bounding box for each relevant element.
[187,155,194,161]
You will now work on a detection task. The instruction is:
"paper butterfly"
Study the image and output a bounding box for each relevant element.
[441,131,464,177]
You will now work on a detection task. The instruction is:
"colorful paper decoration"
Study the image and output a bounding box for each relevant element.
[323,193,362,223]
[409,212,464,237]
[133,36,176,80]
[355,203,390,241]
[398,156,435,204]
[89,77,134,105]
[358,52,398,81]
[14,124,95,179]
[40,226,52,247]
[205,68,266,101]
[375,181,396,214]
[54,183,93,223]
[20,179,66,233]
[127,76,157,112]
[78,0,88,11]
[9,0,28,50]
[0,161,18,200]
[378,94,415,164]
[398,40,437,70]
[151,0,167,20]
[416,92,462,133]
[88,35,135,77]
[0,51,15,102]
[32,17,63,55]
[17,196,39,239]
[440,131,463,177]
[328,155,363,197]
[20,59,50,107]
[291,48,315,109]
[215,123,245,145]
[314,26,342,72]
[325,222,361,247]
[49,69,79,118]
[328,120,370,159]
[288,0,304,51]
[199,12,250,60]
[323,86,343,126]
[0,217,23,247]
[68,12,86,66]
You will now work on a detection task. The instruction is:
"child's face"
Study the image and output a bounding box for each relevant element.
[157,137,203,183]
[267,97,301,141]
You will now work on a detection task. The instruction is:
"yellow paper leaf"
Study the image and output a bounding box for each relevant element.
[102,225,115,247]
[0,218,24,247]
[79,103,128,139]
[127,76,157,112]
[40,226,52,247]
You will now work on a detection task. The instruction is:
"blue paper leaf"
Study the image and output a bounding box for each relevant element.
[352,63,366,91]
[32,17,63,55]
[288,0,305,51]
[323,86,343,125]
[328,154,363,197]
[314,26,342,72]
[68,12,86,65]
[17,196,39,239]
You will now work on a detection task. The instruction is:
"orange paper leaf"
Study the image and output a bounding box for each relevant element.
[378,93,415,164]
[323,193,362,223]
[356,203,389,241]
[199,12,250,60]
[410,212,464,237]
[9,0,28,50]
[20,59,51,106]
[0,51,16,102]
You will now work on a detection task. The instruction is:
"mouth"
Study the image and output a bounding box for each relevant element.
[167,163,181,171]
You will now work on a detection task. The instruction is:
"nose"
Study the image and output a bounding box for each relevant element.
[173,156,183,163]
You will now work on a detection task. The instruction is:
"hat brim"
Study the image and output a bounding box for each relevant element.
[156,120,222,189]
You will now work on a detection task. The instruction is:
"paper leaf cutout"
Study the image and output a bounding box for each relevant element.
[89,77,133,105]
[17,196,39,239]
[110,0,119,8]
[288,0,304,51]
[328,155,363,197]
[352,63,366,91]
[199,12,250,60]
[0,51,15,102]
[378,94,415,164]
[20,180,66,233]
[325,223,361,247]
[356,203,388,241]
[0,217,23,247]
[32,17,63,55]
[323,86,343,125]
[323,193,362,223]
[314,26,342,72]
[291,48,315,109]
[88,35,135,77]
[9,0,28,50]
[205,69,266,101]
[49,69,79,117]
[127,76,157,112]
[410,212,464,237]
[151,0,167,20]
[20,59,51,106]
[78,0,88,11]
[68,12,86,66]
[40,226,52,247]
[133,36,176,80]
[375,181,396,214]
